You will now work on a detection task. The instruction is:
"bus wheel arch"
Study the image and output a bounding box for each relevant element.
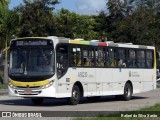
[123,80,133,101]
[68,81,83,105]
[73,81,84,97]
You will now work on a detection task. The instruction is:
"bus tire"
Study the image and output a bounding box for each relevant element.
[68,85,80,105]
[31,98,43,105]
[123,83,132,101]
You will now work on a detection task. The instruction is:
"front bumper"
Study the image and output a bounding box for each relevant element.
[8,85,56,98]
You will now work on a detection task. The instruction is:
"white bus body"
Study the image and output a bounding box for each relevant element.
[8,36,156,105]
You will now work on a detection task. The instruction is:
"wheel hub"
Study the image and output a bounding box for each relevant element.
[73,90,78,100]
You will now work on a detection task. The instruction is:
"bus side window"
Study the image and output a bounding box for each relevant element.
[146,51,153,68]
[69,47,82,67]
[89,48,95,66]
[76,49,82,66]
[108,48,116,67]
[96,48,105,67]
[69,47,76,67]
[137,50,145,68]
[105,48,113,67]
[83,48,89,66]
[56,44,69,78]
[128,50,136,68]
[117,49,126,68]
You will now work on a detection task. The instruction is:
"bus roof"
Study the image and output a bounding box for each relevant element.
[15,37,46,40]
[12,36,155,49]
[57,37,154,49]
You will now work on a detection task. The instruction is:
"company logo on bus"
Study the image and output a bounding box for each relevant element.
[78,72,88,77]
[129,71,140,77]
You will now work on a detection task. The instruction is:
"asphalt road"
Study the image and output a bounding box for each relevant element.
[0,89,160,112]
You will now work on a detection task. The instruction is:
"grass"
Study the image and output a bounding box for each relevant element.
[75,117,159,120]
[139,103,160,111]
[157,84,160,88]
[0,83,7,89]
[74,103,160,120]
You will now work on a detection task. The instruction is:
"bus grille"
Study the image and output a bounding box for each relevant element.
[15,90,41,95]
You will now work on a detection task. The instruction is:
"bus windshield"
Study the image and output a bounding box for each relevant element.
[9,47,55,78]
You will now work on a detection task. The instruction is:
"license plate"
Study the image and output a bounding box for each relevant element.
[24,90,32,94]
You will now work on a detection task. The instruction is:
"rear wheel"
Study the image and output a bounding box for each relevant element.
[123,83,132,101]
[31,98,44,105]
[68,85,80,105]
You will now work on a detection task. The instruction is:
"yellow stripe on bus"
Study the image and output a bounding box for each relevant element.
[154,48,156,69]
[9,79,49,87]
[71,73,75,81]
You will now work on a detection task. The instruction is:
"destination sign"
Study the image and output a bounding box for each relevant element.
[16,41,47,46]
[10,39,53,47]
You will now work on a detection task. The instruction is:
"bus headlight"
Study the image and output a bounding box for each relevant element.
[41,80,54,89]
[8,82,16,89]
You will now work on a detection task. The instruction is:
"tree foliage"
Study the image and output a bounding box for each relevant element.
[0,0,19,49]
[54,9,103,40]
[15,0,59,37]
[0,0,160,50]
[103,0,160,50]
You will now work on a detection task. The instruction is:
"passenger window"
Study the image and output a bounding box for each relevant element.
[137,50,145,68]
[69,46,82,67]
[117,49,126,67]
[104,48,109,67]
[107,48,116,67]
[146,51,153,68]
[128,50,136,67]
[83,47,94,67]
[95,48,105,67]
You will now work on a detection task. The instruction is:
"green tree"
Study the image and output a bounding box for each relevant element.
[106,0,136,42]
[16,0,59,37]
[103,0,160,46]
[0,0,8,5]
[0,0,10,48]
[124,0,159,46]
[75,15,97,40]
[93,11,108,40]
[0,0,19,84]
[55,8,76,38]
[106,0,127,42]
[55,8,97,40]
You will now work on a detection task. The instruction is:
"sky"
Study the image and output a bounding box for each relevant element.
[9,0,107,15]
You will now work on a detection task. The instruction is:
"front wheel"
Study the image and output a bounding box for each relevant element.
[123,83,132,101]
[68,85,80,105]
